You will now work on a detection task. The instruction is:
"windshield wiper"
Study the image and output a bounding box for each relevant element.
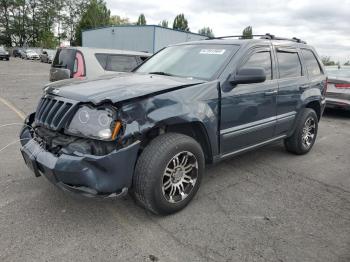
[149,71,175,77]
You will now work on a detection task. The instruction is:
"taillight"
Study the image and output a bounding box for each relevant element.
[335,83,350,89]
[322,78,328,95]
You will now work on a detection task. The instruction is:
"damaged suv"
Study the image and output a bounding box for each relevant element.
[20,35,327,215]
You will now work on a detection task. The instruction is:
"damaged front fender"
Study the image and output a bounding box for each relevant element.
[119,81,220,157]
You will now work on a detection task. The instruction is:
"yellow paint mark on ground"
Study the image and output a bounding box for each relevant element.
[0,97,25,120]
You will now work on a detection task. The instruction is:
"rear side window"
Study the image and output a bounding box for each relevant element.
[95,54,108,69]
[301,49,322,76]
[106,55,141,72]
[241,51,272,80]
[277,51,302,78]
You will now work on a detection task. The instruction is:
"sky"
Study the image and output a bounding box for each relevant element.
[105,0,350,63]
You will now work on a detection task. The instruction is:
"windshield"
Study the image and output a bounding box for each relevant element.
[136,44,239,80]
[326,67,350,78]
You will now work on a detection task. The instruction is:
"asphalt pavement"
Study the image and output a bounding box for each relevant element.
[0,58,349,262]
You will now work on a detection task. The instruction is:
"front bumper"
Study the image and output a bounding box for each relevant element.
[326,98,350,111]
[0,54,9,59]
[19,115,140,198]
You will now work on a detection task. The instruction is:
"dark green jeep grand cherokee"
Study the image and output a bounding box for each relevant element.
[20,34,327,215]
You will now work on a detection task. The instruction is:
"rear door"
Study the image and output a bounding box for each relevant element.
[220,46,278,155]
[301,48,326,96]
[275,47,308,135]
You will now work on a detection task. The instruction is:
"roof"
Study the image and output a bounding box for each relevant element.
[61,46,152,56]
[82,24,207,38]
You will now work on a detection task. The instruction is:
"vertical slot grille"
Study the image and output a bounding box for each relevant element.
[34,96,76,130]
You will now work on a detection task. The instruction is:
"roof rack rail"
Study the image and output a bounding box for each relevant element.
[207,34,267,40]
[207,33,307,44]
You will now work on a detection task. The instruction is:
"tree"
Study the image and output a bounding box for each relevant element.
[321,56,336,66]
[198,27,214,38]
[75,0,111,46]
[173,13,189,31]
[0,0,12,46]
[242,26,253,39]
[61,0,89,46]
[136,13,146,25]
[110,15,130,25]
[344,61,350,66]
[159,20,168,28]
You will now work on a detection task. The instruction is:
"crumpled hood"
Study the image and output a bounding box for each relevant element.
[45,73,205,104]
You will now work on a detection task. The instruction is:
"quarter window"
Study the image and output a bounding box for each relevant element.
[302,49,322,76]
[95,54,108,69]
[277,51,302,78]
[242,51,272,80]
[106,55,139,72]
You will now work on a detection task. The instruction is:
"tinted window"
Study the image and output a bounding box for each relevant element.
[302,49,322,76]
[277,51,302,78]
[106,55,139,72]
[241,51,272,80]
[95,54,108,69]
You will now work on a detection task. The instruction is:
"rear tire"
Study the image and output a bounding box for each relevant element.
[132,133,205,215]
[284,108,318,155]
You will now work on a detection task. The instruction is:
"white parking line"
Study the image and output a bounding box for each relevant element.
[0,97,25,120]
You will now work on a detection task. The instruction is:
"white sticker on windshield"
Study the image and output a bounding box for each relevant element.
[200,49,226,55]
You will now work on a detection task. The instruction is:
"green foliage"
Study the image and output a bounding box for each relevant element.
[173,13,189,31]
[242,26,253,39]
[198,27,214,38]
[39,30,58,49]
[75,0,111,46]
[159,20,168,28]
[136,13,146,25]
[110,15,130,26]
[0,0,89,47]
[344,61,350,66]
[321,56,336,66]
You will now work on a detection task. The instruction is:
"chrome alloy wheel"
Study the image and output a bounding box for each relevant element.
[162,151,198,204]
[302,117,316,148]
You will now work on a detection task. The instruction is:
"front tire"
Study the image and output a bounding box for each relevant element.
[284,108,318,155]
[132,133,205,215]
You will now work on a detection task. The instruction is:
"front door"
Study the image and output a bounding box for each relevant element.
[220,47,278,155]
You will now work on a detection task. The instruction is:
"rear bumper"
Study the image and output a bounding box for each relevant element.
[326,98,350,110]
[20,114,140,198]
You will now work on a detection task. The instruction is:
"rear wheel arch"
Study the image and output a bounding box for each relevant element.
[305,100,321,121]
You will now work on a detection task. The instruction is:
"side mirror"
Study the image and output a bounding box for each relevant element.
[230,67,266,85]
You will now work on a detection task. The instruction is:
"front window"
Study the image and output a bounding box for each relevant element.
[136,44,239,80]
[241,51,272,80]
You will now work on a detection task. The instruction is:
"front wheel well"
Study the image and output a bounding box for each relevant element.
[305,101,321,121]
[142,122,213,164]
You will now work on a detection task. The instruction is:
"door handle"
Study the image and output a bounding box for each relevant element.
[264,90,278,96]
[299,84,309,91]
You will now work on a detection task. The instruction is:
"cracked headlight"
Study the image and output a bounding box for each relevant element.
[66,105,119,141]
